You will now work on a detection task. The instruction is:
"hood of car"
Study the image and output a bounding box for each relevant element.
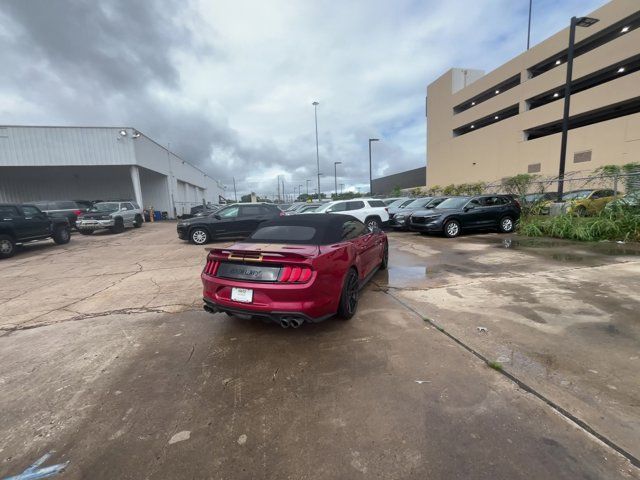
[412,208,456,216]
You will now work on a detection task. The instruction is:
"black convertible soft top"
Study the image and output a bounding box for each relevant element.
[243,214,362,245]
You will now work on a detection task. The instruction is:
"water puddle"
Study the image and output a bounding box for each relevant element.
[496,237,640,261]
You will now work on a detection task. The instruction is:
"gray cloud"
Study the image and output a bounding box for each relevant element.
[0,0,605,196]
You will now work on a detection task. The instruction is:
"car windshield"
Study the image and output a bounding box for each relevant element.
[405,198,431,208]
[562,191,592,200]
[386,199,408,209]
[90,202,119,212]
[435,197,470,209]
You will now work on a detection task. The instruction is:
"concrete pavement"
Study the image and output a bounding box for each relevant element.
[0,223,638,479]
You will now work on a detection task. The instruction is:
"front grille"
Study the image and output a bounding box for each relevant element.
[412,217,425,224]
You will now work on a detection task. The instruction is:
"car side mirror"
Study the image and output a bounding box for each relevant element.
[214,214,221,220]
[464,204,476,212]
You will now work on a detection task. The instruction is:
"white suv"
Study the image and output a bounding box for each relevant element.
[314,199,389,230]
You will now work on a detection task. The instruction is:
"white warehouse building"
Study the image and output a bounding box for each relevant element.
[0,126,225,218]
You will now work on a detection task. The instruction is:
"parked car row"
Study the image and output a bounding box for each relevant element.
[0,199,144,259]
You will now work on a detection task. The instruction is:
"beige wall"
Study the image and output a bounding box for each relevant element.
[426,0,640,188]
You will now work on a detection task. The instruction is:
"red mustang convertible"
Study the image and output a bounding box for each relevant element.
[201,214,388,328]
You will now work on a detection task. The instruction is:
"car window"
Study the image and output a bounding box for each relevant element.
[251,226,316,242]
[0,206,20,218]
[368,200,386,208]
[483,196,506,206]
[123,203,135,210]
[468,198,482,207]
[32,201,50,210]
[218,206,239,218]
[342,220,367,240]
[240,205,262,216]
[22,206,43,217]
[347,201,365,210]
[326,202,347,212]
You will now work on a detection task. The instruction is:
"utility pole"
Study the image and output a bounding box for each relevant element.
[312,101,321,202]
[306,179,310,196]
[334,161,342,198]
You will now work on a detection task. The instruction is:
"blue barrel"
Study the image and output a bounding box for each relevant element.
[153,211,162,221]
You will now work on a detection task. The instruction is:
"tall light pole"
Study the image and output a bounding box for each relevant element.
[306,179,310,196]
[557,16,598,201]
[334,161,342,198]
[340,183,344,195]
[368,138,379,195]
[312,101,321,202]
[526,0,533,50]
[298,184,303,201]
[232,177,238,202]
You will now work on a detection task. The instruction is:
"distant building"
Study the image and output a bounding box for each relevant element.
[371,167,426,195]
[0,126,225,217]
[426,0,640,188]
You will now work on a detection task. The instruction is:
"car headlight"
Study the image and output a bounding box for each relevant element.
[395,215,405,221]
[424,215,442,222]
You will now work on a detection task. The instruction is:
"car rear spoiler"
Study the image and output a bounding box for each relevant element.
[205,246,319,263]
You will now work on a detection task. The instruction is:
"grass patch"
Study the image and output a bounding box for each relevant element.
[518,209,640,242]
[436,326,445,332]
[488,361,503,371]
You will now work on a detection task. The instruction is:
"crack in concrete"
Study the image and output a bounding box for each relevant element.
[0,304,202,336]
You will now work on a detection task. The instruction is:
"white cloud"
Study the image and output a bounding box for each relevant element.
[0,0,605,197]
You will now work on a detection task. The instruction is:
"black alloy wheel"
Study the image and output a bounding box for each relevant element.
[338,269,359,320]
[380,242,389,270]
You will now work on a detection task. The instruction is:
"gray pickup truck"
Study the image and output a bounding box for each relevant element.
[76,201,144,234]
[0,203,71,259]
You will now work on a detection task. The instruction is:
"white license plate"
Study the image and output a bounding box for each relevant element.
[231,287,253,303]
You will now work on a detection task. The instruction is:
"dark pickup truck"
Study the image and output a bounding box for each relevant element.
[0,204,71,259]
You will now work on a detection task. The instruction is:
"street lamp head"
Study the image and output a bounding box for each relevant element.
[576,16,599,27]
[369,138,379,142]
[312,101,319,106]
[334,161,342,165]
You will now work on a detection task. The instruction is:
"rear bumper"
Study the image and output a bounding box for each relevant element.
[201,271,339,324]
[203,298,333,324]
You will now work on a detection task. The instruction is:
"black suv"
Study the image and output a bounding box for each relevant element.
[0,204,71,258]
[177,203,283,244]
[388,196,448,230]
[409,195,521,238]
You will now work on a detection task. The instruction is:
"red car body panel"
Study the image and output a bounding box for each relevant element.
[201,230,386,322]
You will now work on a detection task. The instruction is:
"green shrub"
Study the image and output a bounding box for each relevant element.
[518,209,640,242]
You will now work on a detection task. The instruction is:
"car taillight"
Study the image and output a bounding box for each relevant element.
[513,199,521,209]
[203,258,219,276]
[73,210,83,216]
[279,211,286,216]
[278,265,312,283]
[385,207,389,213]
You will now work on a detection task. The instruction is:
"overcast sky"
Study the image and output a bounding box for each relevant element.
[0,0,605,197]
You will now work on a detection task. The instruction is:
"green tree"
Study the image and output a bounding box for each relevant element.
[391,185,402,196]
[501,174,538,199]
